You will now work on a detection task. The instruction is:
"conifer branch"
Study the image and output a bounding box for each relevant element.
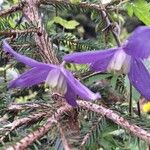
[0,3,23,17]
[6,105,72,150]
[7,102,51,111]
[0,29,37,36]
[39,0,105,11]
[58,123,71,150]
[22,0,59,64]
[78,100,150,144]
[0,112,47,143]
[81,116,103,146]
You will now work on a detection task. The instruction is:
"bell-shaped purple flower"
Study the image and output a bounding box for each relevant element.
[64,26,150,100]
[3,40,100,106]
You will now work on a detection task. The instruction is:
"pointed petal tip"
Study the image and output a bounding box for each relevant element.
[2,40,11,53]
[80,91,101,101]
[91,92,101,100]
[96,93,101,99]
[62,67,102,101]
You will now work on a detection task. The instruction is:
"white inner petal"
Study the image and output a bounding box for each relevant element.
[107,49,131,74]
[101,0,111,4]
[57,73,67,95]
[45,69,60,88]
[122,56,131,74]
[45,69,67,95]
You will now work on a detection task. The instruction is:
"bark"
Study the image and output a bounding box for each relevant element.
[6,105,72,150]
[22,0,59,64]
[78,100,150,144]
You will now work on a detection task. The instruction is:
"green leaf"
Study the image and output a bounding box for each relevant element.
[127,0,150,25]
[47,20,55,28]
[126,3,134,17]
[110,75,118,90]
[69,0,80,4]
[84,73,112,86]
[53,16,79,29]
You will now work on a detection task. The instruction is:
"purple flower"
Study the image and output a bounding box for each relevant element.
[64,26,150,100]
[3,40,100,106]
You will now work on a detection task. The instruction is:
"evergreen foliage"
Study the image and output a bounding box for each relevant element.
[0,0,150,149]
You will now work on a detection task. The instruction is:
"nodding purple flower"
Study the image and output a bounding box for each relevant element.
[64,26,150,100]
[3,40,100,107]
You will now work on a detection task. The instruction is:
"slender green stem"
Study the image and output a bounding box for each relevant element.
[129,83,132,116]
[137,101,141,118]
[137,138,141,150]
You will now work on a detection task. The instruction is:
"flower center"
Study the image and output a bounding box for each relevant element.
[107,49,131,74]
[45,69,67,95]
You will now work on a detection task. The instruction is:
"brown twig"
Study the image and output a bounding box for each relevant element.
[39,0,105,11]
[101,9,121,46]
[58,123,71,150]
[81,71,109,81]
[81,116,103,146]
[0,114,8,123]
[6,104,72,150]
[11,44,33,48]
[78,100,150,144]
[7,102,51,111]
[0,112,47,143]
[22,0,59,64]
[0,28,38,36]
[5,100,150,149]
[0,3,23,17]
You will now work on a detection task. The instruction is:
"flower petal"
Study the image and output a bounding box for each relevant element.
[64,84,77,107]
[45,69,67,95]
[61,67,101,100]
[90,49,117,72]
[64,48,117,64]
[3,40,47,67]
[45,69,61,88]
[128,58,150,99]
[9,66,52,88]
[124,26,150,59]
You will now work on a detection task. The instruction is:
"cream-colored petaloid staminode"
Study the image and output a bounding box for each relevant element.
[122,55,131,74]
[101,0,112,4]
[45,69,67,95]
[107,49,131,74]
[57,72,67,95]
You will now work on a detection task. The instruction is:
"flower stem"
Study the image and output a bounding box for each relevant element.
[137,101,141,117]
[78,100,150,144]
[129,83,133,116]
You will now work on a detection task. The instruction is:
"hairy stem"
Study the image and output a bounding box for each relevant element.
[78,100,150,144]
[129,83,133,116]
[0,112,47,143]
[0,28,37,36]
[22,0,59,64]
[58,123,71,150]
[0,3,23,16]
[6,105,72,150]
